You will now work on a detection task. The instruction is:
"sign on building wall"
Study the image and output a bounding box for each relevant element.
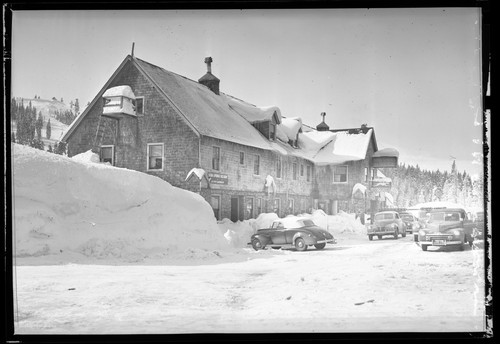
[208,172,229,185]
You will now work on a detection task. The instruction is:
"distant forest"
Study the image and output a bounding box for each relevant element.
[381,161,485,210]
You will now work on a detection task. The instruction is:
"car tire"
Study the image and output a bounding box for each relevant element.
[402,230,406,238]
[251,238,263,251]
[295,237,308,251]
[421,244,428,251]
[314,243,326,250]
[368,235,373,241]
[414,234,419,242]
[378,235,382,240]
[393,229,399,239]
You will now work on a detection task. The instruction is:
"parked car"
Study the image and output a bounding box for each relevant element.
[399,212,420,234]
[249,217,336,251]
[417,208,475,251]
[470,210,485,240]
[366,211,407,240]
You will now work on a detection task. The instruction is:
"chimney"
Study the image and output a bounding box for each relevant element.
[316,112,330,131]
[198,56,220,95]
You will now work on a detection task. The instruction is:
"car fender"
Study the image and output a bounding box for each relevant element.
[251,234,272,246]
[292,232,316,245]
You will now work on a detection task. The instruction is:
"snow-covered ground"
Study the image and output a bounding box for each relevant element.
[10,144,488,334]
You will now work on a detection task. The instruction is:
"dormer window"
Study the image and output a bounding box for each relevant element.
[102,85,136,119]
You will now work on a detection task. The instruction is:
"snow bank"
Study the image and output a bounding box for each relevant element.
[12,144,229,264]
[71,150,100,164]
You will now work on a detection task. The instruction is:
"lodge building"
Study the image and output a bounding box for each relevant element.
[62,54,398,222]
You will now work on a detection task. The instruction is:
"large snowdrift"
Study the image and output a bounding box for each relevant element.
[12,144,229,263]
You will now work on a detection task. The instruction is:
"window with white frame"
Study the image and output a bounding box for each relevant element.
[287,199,294,215]
[300,164,304,177]
[292,163,298,180]
[245,198,254,220]
[273,198,281,215]
[306,165,311,182]
[212,146,220,171]
[276,156,282,178]
[134,96,144,115]
[100,145,114,165]
[147,143,164,170]
[333,165,348,183]
[256,198,262,215]
[239,152,245,165]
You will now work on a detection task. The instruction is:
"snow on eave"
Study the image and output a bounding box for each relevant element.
[352,183,367,196]
[224,94,282,124]
[185,168,206,181]
[102,85,136,99]
[373,147,399,158]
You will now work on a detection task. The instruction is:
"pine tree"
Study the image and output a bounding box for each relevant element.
[48,144,53,153]
[74,98,80,115]
[46,118,52,139]
[36,111,43,140]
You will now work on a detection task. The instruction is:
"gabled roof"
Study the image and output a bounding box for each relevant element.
[63,55,382,165]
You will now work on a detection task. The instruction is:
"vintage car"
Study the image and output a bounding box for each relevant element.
[417,208,475,251]
[470,211,485,240]
[399,212,420,234]
[366,211,407,240]
[249,217,336,251]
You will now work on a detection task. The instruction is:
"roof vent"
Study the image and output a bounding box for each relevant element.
[198,57,220,95]
[316,112,330,131]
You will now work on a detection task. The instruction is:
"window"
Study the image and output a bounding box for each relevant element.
[245,198,254,220]
[273,198,281,215]
[276,156,282,178]
[211,195,221,220]
[306,165,311,182]
[300,199,306,213]
[212,146,220,170]
[134,96,144,115]
[269,123,276,140]
[256,198,262,216]
[300,164,304,177]
[100,145,114,165]
[254,155,260,175]
[147,143,163,170]
[292,163,298,180]
[333,166,348,183]
[239,152,245,165]
[287,199,294,215]
[365,167,370,182]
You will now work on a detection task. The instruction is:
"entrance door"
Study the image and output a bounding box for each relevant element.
[231,197,239,222]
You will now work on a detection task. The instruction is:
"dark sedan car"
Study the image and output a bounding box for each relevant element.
[366,211,407,240]
[417,208,475,251]
[249,218,336,251]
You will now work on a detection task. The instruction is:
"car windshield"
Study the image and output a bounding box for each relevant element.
[429,212,461,222]
[301,219,315,227]
[401,214,413,221]
[374,213,394,221]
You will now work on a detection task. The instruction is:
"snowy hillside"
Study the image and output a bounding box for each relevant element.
[11,97,72,145]
[12,144,229,264]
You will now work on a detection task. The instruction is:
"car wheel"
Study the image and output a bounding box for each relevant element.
[368,235,373,241]
[251,238,263,251]
[295,237,308,251]
[421,244,428,251]
[393,229,399,239]
[414,234,419,242]
[378,235,382,240]
[402,230,406,238]
[458,244,465,251]
[314,243,326,250]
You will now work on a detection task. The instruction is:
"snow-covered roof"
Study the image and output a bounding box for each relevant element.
[102,85,136,99]
[373,147,399,158]
[63,55,380,165]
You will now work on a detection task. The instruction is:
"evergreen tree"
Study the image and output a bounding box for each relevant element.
[11,131,16,143]
[54,141,67,155]
[36,111,43,140]
[46,118,52,139]
[74,98,80,115]
[48,144,53,153]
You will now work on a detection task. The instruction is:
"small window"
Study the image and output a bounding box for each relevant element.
[300,164,304,177]
[134,97,144,115]
[256,198,262,216]
[306,165,311,182]
[100,145,114,165]
[239,152,245,165]
[276,156,282,178]
[254,155,260,175]
[212,146,220,171]
[333,166,348,183]
[292,163,298,180]
[269,122,276,140]
[211,195,221,220]
[287,199,294,215]
[147,143,164,170]
[365,167,370,182]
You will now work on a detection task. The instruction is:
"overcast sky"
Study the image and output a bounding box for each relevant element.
[11,8,485,177]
